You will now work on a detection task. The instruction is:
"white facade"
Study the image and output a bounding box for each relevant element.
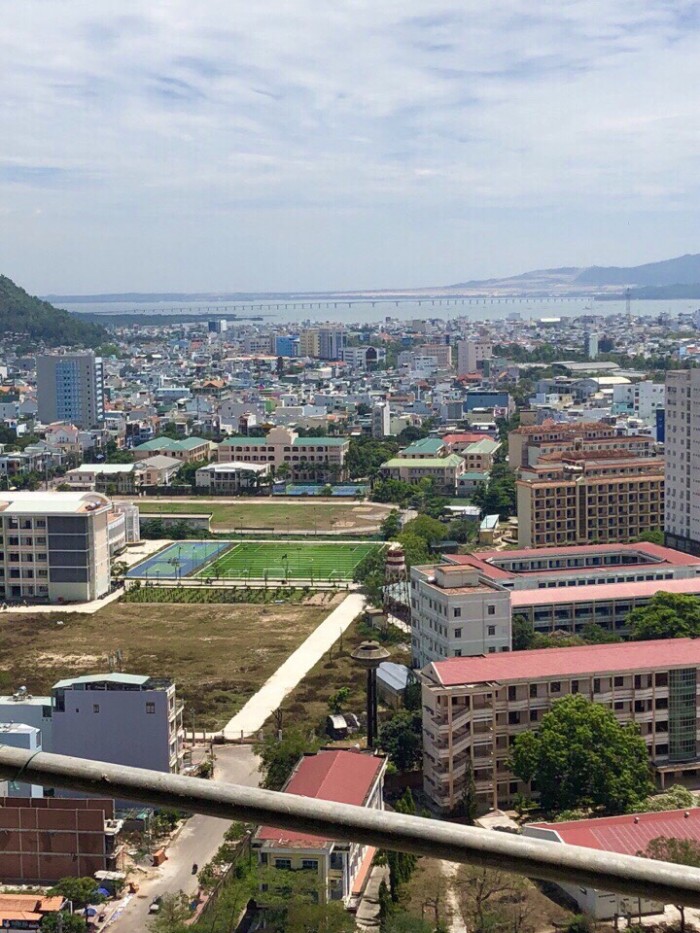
[37,352,105,428]
[665,370,700,555]
[0,491,112,603]
[0,692,53,751]
[114,502,140,543]
[0,723,43,797]
[410,564,511,668]
[372,403,391,438]
[613,381,665,421]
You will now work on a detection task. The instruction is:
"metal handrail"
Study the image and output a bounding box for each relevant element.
[0,747,698,906]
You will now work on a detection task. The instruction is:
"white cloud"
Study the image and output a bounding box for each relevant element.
[1,0,700,290]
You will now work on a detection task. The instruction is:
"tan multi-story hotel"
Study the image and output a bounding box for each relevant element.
[421,639,700,813]
[516,451,664,547]
[217,425,349,482]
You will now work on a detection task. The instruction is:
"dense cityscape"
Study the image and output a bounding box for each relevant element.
[1,274,700,931]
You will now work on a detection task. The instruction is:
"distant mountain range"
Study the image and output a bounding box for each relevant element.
[451,253,700,298]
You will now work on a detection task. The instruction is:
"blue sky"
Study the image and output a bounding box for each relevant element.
[2,0,700,293]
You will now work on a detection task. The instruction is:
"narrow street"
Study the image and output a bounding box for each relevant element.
[107,745,261,933]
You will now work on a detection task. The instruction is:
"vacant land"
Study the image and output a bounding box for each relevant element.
[0,598,338,729]
[270,618,411,738]
[135,498,391,532]
[200,541,380,581]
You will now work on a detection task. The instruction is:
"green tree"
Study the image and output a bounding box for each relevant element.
[395,531,431,567]
[378,878,393,931]
[633,529,664,545]
[510,694,652,814]
[328,686,351,714]
[384,913,433,933]
[629,591,700,640]
[257,866,354,933]
[456,865,534,933]
[640,836,700,932]
[401,514,447,545]
[381,509,403,540]
[453,770,477,825]
[41,915,88,933]
[512,615,535,651]
[147,892,190,932]
[379,710,423,771]
[255,729,318,790]
[640,784,697,812]
[48,878,104,909]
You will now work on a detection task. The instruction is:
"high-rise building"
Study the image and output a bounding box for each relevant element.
[585,333,599,359]
[665,370,700,554]
[0,491,112,603]
[299,329,320,357]
[37,352,104,428]
[318,327,345,360]
[372,402,391,438]
[456,339,492,376]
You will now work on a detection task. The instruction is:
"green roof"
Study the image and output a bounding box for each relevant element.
[382,454,464,469]
[400,437,445,456]
[292,437,347,447]
[464,438,499,454]
[135,436,210,452]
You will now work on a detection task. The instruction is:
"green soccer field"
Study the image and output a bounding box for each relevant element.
[196,542,380,582]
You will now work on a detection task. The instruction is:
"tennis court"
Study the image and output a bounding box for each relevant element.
[126,541,231,579]
[196,541,380,582]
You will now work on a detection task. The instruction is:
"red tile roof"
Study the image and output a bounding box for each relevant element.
[429,638,700,687]
[256,750,384,847]
[530,808,700,856]
[441,433,486,445]
[510,578,700,607]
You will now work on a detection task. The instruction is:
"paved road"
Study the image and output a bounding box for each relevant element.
[108,746,261,933]
[223,592,367,740]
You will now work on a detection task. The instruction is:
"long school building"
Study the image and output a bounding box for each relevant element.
[420,639,700,813]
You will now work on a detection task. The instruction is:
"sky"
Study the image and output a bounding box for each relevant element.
[2,0,700,294]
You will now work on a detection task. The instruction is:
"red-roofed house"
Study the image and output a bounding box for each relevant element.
[524,809,700,918]
[420,638,700,813]
[253,749,387,908]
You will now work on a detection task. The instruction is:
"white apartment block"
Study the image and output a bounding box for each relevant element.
[37,352,104,428]
[665,370,700,556]
[613,381,665,421]
[372,402,391,438]
[0,492,111,604]
[410,564,511,668]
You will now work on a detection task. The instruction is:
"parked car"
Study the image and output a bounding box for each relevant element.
[148,896,163,914]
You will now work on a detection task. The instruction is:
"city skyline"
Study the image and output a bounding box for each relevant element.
[3,2,700,294]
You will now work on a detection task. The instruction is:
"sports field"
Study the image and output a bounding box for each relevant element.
[125,541,230,579]
[197,541,379,582]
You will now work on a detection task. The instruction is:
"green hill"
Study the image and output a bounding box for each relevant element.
[0,275,108,348]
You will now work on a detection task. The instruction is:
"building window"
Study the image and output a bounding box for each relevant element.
[550,682,561,694]
[454,649,462,657]
[508,686,517,701]
[275,858,292,870]
[571,680,579,694]
[146,702,156,714]
[487,625,496,637]
[93,704,100,714]
[593,678,601,693]
[487,605,496,615]
[454,628,462,639]
[529,684,537,698]
[302,859,319,871]
[614,676,624,688]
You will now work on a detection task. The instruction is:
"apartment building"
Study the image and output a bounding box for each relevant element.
[398,437,448,459]
[253,750,386,907]
[342,346,386,369]
[520,433,656,470]
[508,419,617,470]
[132,435,214,463]
[372,402,391,438]
[461,438,500,472]
[217,425,348,481]
[665,369,700,555]
[410,564,511,668]
[456,339,492,376]
[421,639,700,812]
[516,451,664,547]
[299,329,321,357]
[379,454,465,494]
[0,797,122,884]
[613,381,665,421]
[410,544,700,664]
[415,344,452,370]
[0,491,111,603]
[36,352,104,428]
[51,673,184,774]
[318,328,345,361]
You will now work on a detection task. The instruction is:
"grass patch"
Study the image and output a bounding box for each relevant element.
[200,541,380,582]
[0,599,336,729]
[123,585,316,604]
[270,618,411,739]
[137,499,390,532]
